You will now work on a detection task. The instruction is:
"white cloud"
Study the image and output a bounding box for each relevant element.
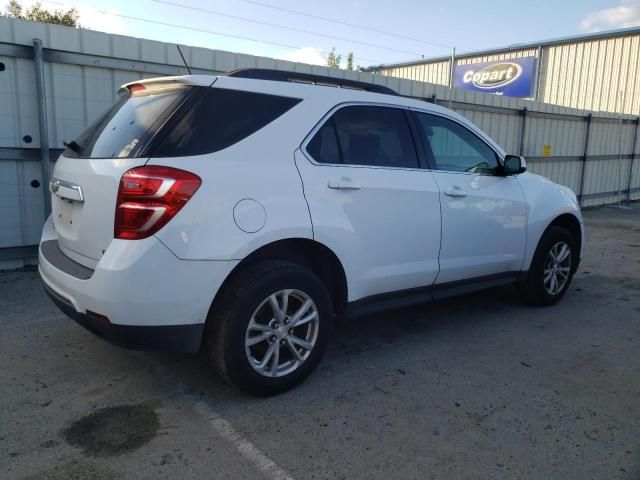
[76,5,128,35]
[277,47,326,67]
[580,0,640,32]
[78,5,129,35]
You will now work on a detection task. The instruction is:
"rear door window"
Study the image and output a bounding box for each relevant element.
[306,119,341,164]
[306,105,419,169]
[151,88,302,157]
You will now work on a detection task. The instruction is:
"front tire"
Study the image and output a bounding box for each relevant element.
[520,226,577,306]
[206,260,333,396]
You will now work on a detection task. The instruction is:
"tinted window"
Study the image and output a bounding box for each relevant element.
[306,120,340,164]
[64,87,187,158]
[415,113,499,174]
[152,88,301,157]
[307,106,419,168]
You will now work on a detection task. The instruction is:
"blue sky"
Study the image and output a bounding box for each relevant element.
[11,0,640,67]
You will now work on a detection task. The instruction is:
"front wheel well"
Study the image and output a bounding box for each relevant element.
[214,239,348,315]
[547,213,582,249]
[542,213,582,270]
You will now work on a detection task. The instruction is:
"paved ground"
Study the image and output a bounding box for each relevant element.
[2,204,639,480]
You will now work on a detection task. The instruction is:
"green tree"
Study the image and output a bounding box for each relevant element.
[326,48,358,70]
[346,52,354,71]
[327,47,342,69]
[6,0,21,17]
[4,0,80,27]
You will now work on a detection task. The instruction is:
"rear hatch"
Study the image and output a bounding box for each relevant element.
[50,77,209,268]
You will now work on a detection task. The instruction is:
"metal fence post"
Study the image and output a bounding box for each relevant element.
[518,107,528,156]
[448,46,455,110]
[533,45,542,101]
[33,38,51,217]
[578,113,592,205]
[627,117,640,202]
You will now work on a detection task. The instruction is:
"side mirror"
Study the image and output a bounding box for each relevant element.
[503,155,527,175]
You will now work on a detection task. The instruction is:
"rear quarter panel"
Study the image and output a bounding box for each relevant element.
[149,96,327,260]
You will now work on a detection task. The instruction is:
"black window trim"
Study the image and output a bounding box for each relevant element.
[409,108,506,177]
[301,102,429,171]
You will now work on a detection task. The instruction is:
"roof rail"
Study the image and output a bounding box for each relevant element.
[224,68,398,96]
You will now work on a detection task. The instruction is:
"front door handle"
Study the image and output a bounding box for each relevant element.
[444,186,467,198]
[328,179,361,190]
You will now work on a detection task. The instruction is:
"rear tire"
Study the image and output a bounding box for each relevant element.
[206,260,333,396]
[520,226,577,306]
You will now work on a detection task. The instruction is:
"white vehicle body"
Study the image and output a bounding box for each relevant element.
[39,71,584,357]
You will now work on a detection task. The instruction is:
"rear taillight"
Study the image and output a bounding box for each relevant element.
[115,166,201,240]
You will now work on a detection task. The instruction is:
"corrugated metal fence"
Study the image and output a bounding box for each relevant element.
[1,17,639,268]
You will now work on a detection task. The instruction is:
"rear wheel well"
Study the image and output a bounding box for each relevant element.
[215,239,348,315]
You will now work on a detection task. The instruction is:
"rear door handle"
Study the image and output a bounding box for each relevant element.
[328,179,361,190]
[444,186,467,198]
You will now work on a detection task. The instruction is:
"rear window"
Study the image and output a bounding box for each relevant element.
[150,88,302,157]
[63,86,188,159]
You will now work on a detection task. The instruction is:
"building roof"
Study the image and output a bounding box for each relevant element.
[365,25,640,71]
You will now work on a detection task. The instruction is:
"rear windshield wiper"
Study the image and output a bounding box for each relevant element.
[63,140,82,153]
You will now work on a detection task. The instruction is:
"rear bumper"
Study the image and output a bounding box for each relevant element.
[39,216,238,352]
[43,280,204,352]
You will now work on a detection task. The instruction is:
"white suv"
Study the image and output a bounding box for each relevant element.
[39,69,584,396]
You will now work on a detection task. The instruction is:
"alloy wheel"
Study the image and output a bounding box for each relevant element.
[245,289,319,377]
[543,241,572,295]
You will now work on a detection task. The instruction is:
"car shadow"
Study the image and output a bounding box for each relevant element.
[148,283,529,404]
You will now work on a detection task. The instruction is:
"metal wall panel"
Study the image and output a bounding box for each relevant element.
[581,157,632,207]
[453,107,521,154]
[456,48,538,65]
[528,160,583,195]
[0,56,39,149]
[589,120,635,156]
[631,156,640,201]
[0,159,45,248]
[540,35,640,115]
[0,160,22,248]
[524,115,587,156]
[377,60,450,87]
